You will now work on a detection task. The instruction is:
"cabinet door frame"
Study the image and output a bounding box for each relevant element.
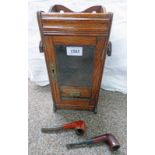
[44,35,107,107]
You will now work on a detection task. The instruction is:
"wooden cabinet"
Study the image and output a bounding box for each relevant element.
[37,5,113,113]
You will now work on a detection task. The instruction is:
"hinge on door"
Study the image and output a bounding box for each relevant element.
[50,63,57,81]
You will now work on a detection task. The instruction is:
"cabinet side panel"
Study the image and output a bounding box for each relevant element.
[90,37,106,105]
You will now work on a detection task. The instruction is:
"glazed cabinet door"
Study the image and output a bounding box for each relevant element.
[44,36,106,109]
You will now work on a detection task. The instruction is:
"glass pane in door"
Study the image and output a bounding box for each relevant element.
[55,45,95,99]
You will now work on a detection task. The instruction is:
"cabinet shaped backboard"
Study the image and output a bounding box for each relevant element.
[37,5,113,113]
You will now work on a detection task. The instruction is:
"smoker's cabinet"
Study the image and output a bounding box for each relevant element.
[37,5,113,113]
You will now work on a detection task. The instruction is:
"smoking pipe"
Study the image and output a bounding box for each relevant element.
[41,120,86,135]
[66,133,120,151]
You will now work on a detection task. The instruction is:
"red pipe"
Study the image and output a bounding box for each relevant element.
[42,120,86,135]
[63,120,86,135]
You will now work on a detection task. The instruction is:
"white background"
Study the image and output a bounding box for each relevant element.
[0,0,155,155]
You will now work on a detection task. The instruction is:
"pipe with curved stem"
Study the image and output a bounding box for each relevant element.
[66,133,120,151]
